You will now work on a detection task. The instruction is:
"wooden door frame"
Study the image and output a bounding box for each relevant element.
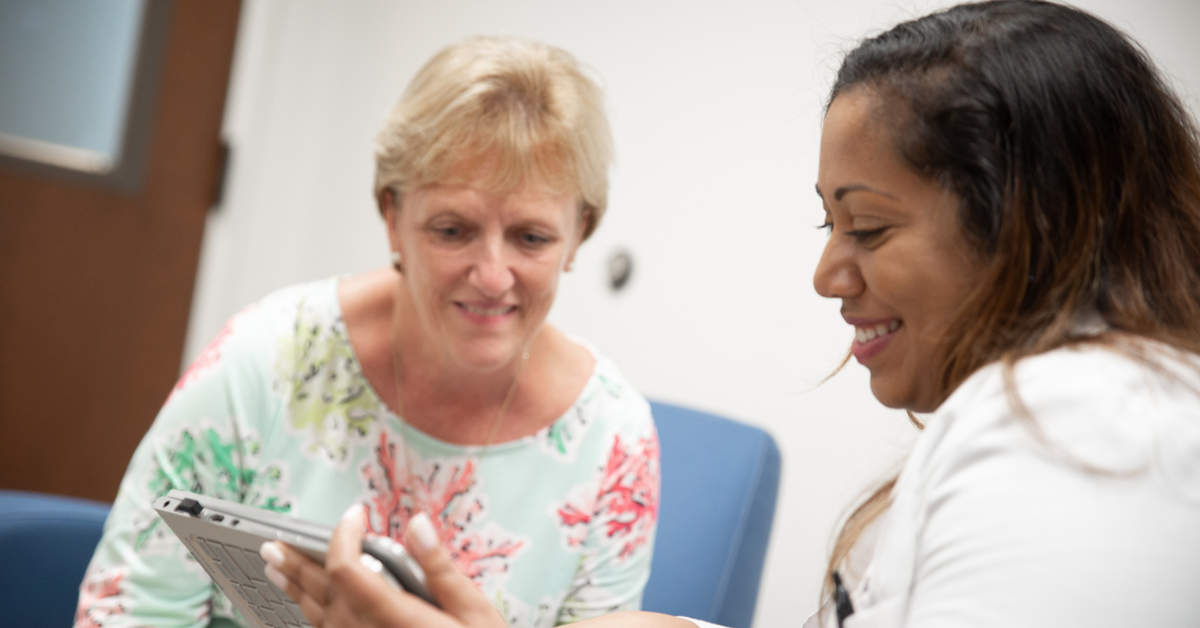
[0,0,243,503]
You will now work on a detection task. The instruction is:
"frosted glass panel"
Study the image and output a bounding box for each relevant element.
[0,0,146,172]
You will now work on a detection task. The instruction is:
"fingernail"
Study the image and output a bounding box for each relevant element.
[264,564,288,590]
[342,503,363,523]
[408,512,438,552]
[260,541,284,568]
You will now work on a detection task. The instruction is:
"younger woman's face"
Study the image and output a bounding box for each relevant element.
[813,88,985,412]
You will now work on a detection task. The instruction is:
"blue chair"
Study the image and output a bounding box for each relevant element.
[0,490,111,628]
[642,401,782,628]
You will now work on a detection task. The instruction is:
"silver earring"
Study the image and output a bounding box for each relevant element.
[391,251,403,273]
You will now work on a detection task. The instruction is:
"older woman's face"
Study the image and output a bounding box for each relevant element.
[813,89,984,412]
[386,179,583,371]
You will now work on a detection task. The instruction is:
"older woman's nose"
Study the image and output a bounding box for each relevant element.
[469,242,516,297]
[813,239,863,299]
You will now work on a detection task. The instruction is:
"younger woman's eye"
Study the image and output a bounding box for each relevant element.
[845,227,888,242]
[816,222,834,234]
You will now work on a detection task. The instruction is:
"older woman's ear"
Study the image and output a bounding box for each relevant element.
[563,207,591,272]
[381,189,404,271]
[579,207,592,242]
[378,188,401,218]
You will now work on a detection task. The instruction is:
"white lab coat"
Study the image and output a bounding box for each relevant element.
[800,342,1200,628]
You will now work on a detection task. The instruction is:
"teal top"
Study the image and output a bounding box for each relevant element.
[76,278,660,628]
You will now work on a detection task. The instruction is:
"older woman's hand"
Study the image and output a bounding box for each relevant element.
[260,507,507,628]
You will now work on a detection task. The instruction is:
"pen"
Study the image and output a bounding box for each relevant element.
[833,570,855,628]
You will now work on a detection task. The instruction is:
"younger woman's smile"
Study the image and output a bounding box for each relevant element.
[848,318,902,363]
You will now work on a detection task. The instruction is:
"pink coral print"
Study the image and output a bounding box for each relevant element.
[554,480,596,549]
[170,306,254,399]
[556,432,660,559]
[361,429,524,581]
[75,566,128,628]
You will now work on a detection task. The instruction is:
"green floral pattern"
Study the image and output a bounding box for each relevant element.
[76,278,657,628]
[275,296,381,467]
[136,421,290,552]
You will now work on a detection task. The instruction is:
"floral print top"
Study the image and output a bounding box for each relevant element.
[76,278,660,628]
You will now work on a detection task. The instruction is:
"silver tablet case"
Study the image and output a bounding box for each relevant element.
[153,489,328,628]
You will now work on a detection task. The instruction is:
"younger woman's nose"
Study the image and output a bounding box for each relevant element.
[813,240,864,299]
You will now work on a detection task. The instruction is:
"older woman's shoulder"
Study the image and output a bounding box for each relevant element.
[563,334,653,429]
[249,276,342,322]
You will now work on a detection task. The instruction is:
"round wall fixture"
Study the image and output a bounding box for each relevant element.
[608,249,633,291]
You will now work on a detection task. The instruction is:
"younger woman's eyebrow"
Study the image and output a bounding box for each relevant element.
[815,182,898,201]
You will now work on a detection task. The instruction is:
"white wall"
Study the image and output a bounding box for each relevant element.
[184,1,1200,625]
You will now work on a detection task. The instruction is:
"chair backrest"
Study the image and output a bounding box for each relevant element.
[641,401,782,628]
[0,489,111,628]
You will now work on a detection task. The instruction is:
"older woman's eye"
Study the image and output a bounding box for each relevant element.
[432,225,466,240]
[517,231,553,247]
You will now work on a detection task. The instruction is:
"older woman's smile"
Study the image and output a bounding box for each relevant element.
[457,301,519,319]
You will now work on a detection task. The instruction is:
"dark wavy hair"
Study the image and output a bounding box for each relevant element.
[822,0,1200,606]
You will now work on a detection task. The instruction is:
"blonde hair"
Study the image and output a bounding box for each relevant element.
[373,36,613,240]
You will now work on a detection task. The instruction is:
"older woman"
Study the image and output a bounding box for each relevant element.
[75,37,659,628]
[266,2,1200,628]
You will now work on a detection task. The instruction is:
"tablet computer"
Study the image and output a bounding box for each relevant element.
[153,489,435,628]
